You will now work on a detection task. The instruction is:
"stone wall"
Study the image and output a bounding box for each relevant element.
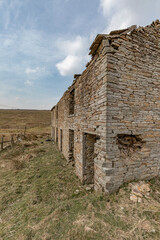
[105,20,160,192]
[51,43,107,191]
[51,20,160,193]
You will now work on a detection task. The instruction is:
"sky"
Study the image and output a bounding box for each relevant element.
[0,0,160,110]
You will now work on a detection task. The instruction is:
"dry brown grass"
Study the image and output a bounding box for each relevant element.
[0,109,50,127]
[0,109,159,239]
[0,109,51,146]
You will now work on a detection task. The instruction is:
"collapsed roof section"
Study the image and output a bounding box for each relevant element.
[51,20,160,110]
[89,25,137,56]
[89,20,160,57]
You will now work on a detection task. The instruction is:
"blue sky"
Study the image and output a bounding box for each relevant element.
[0,0,160,109]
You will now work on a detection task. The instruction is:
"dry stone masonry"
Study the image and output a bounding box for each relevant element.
[51,20,160,193]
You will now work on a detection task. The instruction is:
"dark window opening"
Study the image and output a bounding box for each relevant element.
[60,129,63,151]
[52,110,54,121]
[69,89,75,115]
[109,39,112,45]
[56,106,58,119]
[56,128,58,144]
[69,129,74,161]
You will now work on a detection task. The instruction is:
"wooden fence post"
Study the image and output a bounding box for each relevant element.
[17,134,19,142]
[1,136,4,150]
[11,135,14,148]
[24,126,27,137]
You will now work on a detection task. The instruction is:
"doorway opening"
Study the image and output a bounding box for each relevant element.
[83,133,97,184]
[52,127,55,141]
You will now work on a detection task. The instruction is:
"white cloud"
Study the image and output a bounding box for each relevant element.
[3,38,14,47]
[56,36,90,76]
[15,96,20,100]
[25,67,40,74]
[56,36,86,56]
[25,80,33,86]
[106,8,134,33]
[99,0,160,33]
[100,0,117,16]
[56,55,82,76]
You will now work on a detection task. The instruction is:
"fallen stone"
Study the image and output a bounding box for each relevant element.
[86,187,92,191]
[129,181,150,202]
[84,226,97,233]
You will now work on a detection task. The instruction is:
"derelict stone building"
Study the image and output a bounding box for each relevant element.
[51,20,160,193]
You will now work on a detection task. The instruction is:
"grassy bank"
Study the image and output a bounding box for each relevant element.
[0,138,160,240]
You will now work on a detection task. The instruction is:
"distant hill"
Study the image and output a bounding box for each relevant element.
[0,109,51,134]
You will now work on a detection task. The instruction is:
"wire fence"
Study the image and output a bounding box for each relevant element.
[0,127,27,151]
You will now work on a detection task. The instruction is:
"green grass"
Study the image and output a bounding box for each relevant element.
[0,139,160,240]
